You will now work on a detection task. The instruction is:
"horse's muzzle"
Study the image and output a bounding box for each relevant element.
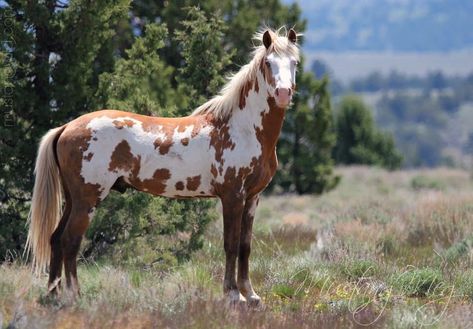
[275,88,292,107]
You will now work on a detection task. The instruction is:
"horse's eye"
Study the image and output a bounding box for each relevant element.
[292,60,298,66]
[265,60,271,67]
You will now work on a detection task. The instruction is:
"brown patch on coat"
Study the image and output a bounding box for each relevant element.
[112,119,135,129]
[239,77,261,110]
[239,79,254,109]
[109,140,136,173]
[209,120,235,165]
[260,58,276,87]
[155,135,173,155]
[211,166,246,200]
[210,163,218,178]
[238,156,259,179]
[186,175,201,191]
[150,119,209,155]
[83,152,93,161]
[138,168,171,195]
[175,181,185,191]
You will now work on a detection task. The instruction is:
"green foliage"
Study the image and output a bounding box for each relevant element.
[377,92,448,167]
[334,95,403,169]
[96,23,178,116]
[272,284,297,299]
[343,71,473,167]
[443,234,473,264]
[84,192,217,269]
[410,175,446,190]
[392,268,443,297]
[342,259,378,280]
[0,0,130,260]
[455,269,473,301]
[174,7,232,110]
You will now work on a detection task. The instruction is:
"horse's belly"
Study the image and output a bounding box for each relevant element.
[128,157,212,197]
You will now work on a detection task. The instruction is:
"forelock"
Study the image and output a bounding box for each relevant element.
[253,26,300,60]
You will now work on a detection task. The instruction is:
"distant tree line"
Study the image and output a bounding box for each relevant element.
[366,73,473,167]
[311,59,473,167]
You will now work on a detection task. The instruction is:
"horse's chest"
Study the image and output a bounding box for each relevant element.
[212,132,276,197]
[246,150,277,194]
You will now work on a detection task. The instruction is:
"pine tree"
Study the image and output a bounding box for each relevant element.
[174,7,232,111]
[96,23,178,116]
[334,95,403,169]
[0,0,130,259]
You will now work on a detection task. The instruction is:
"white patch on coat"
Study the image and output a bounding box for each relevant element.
[80,116,214,199]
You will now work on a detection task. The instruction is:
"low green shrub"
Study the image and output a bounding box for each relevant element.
[411,175,445,190]
[392,268,443,297]
[342,259,378,280]
[443,235,473,264]
[84,191,217,270]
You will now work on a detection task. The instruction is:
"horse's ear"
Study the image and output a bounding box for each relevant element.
[263,30,272,49]
[288,28,297,43]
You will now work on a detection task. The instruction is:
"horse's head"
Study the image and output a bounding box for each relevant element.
[261,28,300,108]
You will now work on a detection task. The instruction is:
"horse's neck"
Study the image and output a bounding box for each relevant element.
[228,74,286,154]
[259,96,286,153]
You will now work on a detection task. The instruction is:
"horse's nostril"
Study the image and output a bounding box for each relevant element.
[288,89,292,96]
[275,88,279,96]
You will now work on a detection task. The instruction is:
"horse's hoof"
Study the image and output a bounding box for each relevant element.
[226,290,247,308]
[47,278,61,295]
[247,294,262,308]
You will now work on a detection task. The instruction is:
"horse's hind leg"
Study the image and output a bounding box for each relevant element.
[47,189,72,295]
[61,196,99,297]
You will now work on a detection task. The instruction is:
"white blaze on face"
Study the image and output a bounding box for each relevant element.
[266,52,297,106]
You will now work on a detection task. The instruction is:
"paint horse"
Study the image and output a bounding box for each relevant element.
[26,28,299,306]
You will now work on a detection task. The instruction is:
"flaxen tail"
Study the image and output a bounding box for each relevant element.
[25,126,66,274]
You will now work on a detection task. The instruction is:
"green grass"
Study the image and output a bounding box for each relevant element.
[1,166,472,328]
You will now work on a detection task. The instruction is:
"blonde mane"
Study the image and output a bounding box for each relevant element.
[191,27,300,120]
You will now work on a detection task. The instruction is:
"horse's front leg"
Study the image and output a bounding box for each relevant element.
[221,193,247,306]
[238,194,261,306]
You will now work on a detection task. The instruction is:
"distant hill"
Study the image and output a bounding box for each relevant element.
[290,0,473,52]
